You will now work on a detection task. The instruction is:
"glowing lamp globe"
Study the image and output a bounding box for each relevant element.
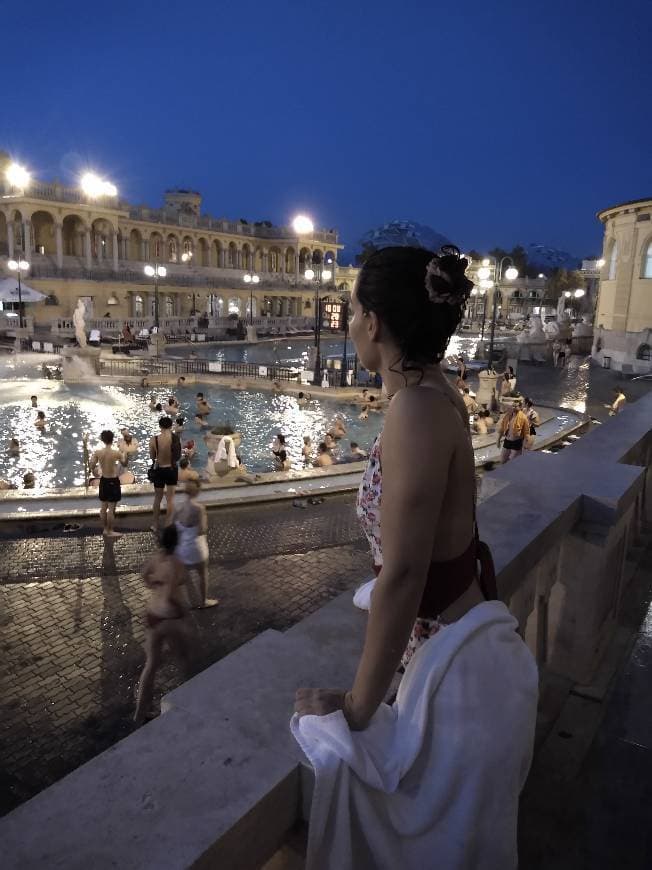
[5,162,30,188]
[292,215,314,235]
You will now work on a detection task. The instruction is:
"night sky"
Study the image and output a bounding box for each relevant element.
[3,0,650,261]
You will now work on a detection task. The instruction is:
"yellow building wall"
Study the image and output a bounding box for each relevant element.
[595,280,617,329]
[24,278,313,325]
[627,279,652,333]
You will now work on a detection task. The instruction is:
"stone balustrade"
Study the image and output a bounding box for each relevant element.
[1,394,650,869]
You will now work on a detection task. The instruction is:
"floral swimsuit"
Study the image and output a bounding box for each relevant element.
[356,433,445,669]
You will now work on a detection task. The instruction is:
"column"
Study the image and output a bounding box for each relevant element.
[219,247,226,268]
[236,248,243,269]
[295,248,300,282]
[84,228,92,269]
[262,249,269,273]
[7,222,14,259]
[22,221,32,256]
[280,251,285,276]
[55,223,63,268]
[112,232,119,271]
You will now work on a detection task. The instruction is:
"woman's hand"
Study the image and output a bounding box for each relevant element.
[294,688,370,731]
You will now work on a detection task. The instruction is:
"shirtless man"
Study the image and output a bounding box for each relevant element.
[90,430,127,537]
[178,457,200,483]
[314,443,334,467]
[149,416,181,532]
[118,429,139,460]
[195,392,212,419]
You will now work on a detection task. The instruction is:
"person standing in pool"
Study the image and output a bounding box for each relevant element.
[90,430,127,537]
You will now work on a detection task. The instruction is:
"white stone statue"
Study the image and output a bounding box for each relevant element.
[572,315,593,338]
[517,315,546,344]
[543,318,561,340]
[73,299,87,348]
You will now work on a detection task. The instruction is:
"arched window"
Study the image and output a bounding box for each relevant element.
[246,297,257,317]
[165,296,174,317]
[643,240,652,278]
[168,239,177,263]
[228,297,241,315]
[152,238,161,259]
[211,295,224,317]
[134,294,143,317]
[608,241,618,280]
[183,239,192,256]
[636,343,651,361]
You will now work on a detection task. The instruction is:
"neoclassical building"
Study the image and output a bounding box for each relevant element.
[593,197,652,372]
[0,153,343,326]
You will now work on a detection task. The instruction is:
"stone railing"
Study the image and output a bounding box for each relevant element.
[1,395,650,868]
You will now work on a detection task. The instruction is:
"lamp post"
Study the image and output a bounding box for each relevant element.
[243,273,260,325]
[144,264,167,330]
[7,256,30,329]
[477,257,518,370]
[470,286,488,337]
[339,299,350,387]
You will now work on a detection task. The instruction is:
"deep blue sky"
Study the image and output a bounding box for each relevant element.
[3,0,650,262]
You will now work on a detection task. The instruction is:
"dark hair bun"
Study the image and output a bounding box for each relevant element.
[425,245,473,307]
[357,245,472,367]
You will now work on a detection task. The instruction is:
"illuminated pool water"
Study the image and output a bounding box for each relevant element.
[166,334,480,367]
[0,354,383,490]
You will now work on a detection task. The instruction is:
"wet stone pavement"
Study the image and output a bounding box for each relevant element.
[0,494,371,816]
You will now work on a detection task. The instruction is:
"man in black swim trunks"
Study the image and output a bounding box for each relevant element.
[90,430,127,537]
[149,416,182,532]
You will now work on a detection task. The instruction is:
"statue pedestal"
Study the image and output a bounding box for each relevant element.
[246,325,258,343]
[61,346,102,382]
[149,333,167,357]
[476,370,501,408]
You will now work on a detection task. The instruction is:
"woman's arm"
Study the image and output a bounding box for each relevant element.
[199,503,208,535]
[345,388,456,729]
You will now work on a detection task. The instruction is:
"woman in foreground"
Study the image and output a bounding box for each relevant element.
[292,246,538,870]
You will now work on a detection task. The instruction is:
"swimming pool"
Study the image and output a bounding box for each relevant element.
[0,354,383,489]
[165,334,480,367]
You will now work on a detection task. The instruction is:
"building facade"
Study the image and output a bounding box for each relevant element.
[0,155,343,328]
[593,197,652,372]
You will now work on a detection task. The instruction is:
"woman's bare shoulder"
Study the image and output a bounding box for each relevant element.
[387,384,463,433]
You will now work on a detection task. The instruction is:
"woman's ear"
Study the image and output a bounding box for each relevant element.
[367,309,381,343]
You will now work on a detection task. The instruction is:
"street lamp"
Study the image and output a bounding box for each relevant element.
[483,257,519,369]
[80,172,117,198]
[144,264,167,329]
[243,273,260,324]
[339,298,351,386]
[5,162,31,190]
[7,257,30,328]
[292,215,314,236]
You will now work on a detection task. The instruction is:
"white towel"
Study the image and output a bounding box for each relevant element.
[214,436,238,469]
[352,577,377,611]
[291,601,538,870]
